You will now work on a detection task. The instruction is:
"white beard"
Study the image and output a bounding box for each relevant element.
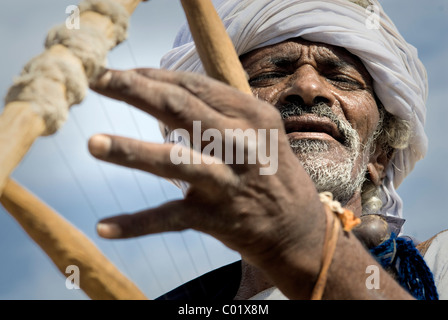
[290,139,367,206]
[281,103,372,205]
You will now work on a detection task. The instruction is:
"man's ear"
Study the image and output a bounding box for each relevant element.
[366,146,391,186]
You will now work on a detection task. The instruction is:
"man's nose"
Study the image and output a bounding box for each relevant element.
[278,65,335,107]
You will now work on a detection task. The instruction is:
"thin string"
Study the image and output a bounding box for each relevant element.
[105,54,186,285]
[51,137,132,278]
[87,97,171,290]
[123,39,215,272]
[70,109,165,292]
[311,205,340,300]
[43,25,219,299]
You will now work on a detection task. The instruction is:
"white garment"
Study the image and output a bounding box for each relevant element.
[160,0,428,225]
[424,230,448,300]
[249,287,288,300]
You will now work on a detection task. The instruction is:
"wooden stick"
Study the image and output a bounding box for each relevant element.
[0,0,145,197]
[0,0,248,300]
[0,178,147,300]
[180,0,252,95]
[0,0,148,300]
[0,102,46,195]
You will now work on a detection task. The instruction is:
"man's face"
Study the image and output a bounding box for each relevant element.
[240,38,382,205]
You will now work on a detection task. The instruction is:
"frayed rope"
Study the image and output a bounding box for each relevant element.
[370,233,439,300]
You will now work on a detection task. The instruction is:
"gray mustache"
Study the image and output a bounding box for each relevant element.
[278,102,356,147]
[279,102,338,121]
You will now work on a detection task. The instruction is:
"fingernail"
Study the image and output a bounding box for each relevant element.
[88,135,111,158]
[97,223,122,238]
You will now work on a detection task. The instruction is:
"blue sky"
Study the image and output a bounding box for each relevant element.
[0,0,447,299]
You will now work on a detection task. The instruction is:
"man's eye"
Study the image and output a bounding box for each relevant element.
[327,75,363,90]
[249,73,285,86]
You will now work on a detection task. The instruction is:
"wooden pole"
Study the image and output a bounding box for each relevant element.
[0,0,148,300]
[0,0,145,197]
[0,103,46,195]
[1,179,147,300]
[0,0,250,300]
[180,0,252,95]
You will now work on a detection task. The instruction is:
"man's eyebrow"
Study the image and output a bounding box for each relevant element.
[319,56,355,70]
[268,55,359,71]
[268,56,299,67]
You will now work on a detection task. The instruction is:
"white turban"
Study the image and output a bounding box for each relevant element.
[159,0,428,227]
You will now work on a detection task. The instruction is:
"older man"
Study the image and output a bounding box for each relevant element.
[88,0,447,299]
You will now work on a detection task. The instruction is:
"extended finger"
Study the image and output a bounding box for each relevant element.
[133,68,262,119]
[88,134,239,197]
[90,69,235,132]
[96,199,205,239]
